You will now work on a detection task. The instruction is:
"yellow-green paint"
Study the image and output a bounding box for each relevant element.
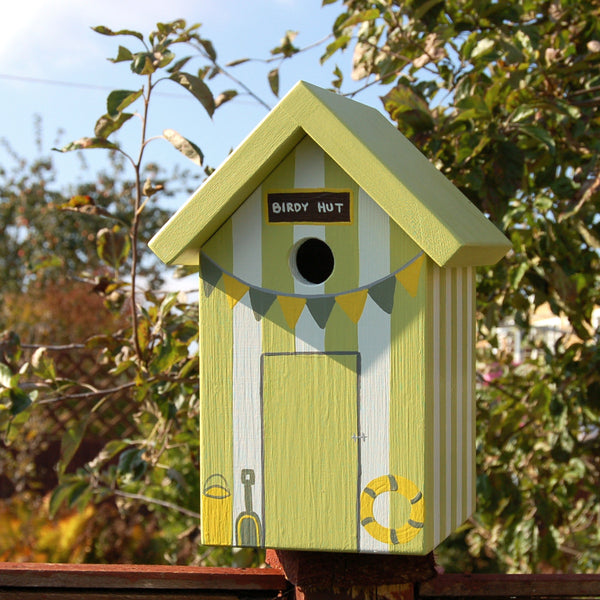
[389,222,427,554]
[263,352,359,551]
[169,112,497,554]
[200,220,234,546]
[261,149,296,351]
[325,153,360,351]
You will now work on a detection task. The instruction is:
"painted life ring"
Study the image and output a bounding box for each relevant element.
[360,475,425,545]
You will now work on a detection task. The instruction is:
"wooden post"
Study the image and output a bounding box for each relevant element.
[266,549,438,600]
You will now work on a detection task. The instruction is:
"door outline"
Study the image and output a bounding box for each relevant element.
[259,351,362,550]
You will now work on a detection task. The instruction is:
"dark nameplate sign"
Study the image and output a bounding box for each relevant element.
[267,190,352,224]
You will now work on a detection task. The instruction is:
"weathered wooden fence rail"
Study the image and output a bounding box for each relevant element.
[418,573,600,600]
[1,564,600,600]
[0,563,288,600]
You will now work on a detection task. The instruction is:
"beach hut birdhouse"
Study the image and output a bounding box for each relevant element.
[149,81,511,555]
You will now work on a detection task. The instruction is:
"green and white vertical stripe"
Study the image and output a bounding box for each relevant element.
[294,137,325,352]
[428,265,476,547]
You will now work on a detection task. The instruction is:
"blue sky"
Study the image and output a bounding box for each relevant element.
[1,0,376,208]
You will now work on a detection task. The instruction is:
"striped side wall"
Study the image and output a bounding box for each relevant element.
[426,264,476,548]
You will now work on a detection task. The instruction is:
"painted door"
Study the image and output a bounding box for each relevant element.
[262,351,360,551]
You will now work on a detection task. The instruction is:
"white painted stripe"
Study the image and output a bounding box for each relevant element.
[293,138,325,352]
[294,136,325,186]
[232,187,263,544]
[466,267,475,513]
[432,266,441,546]
[455,269,463,526]
[445,268,453,537]
[357,190,389,552]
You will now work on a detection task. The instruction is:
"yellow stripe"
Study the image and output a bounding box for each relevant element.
[200,220,234,546]
[389,221,427,553]
[324,153,359,351]
[335,289,368,324]
[396,253,425,297]
[262,144,295,351]
[222,273,249,308]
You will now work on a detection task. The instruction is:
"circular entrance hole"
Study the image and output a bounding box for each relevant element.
[291,238,334,285]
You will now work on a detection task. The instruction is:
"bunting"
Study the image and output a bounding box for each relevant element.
[200,250,425,329]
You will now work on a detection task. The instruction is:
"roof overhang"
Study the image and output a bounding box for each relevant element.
[149,81,511,268]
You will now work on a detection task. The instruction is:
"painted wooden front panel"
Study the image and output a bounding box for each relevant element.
[263,352,359,550]
[198,136,473,554]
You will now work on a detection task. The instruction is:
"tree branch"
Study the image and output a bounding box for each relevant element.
[112,489,200,519]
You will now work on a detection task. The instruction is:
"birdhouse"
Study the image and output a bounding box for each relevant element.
[149,81,511,555]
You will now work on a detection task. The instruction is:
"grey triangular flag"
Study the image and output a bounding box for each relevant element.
[368,275,396,314]
[249,287,277,319]
[306,296,336,329]
[200,253,223,297]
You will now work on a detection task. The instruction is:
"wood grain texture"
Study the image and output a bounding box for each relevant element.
[149,81,511,268]
[418,573,600,598]
[0,563,287,590]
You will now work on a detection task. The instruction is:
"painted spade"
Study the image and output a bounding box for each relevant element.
[235,469,262,546]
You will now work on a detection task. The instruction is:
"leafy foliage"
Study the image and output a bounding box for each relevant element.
[0,20,263,566]
[306,0,600,572]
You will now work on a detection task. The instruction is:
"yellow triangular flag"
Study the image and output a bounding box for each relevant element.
[222,274,249,308]
[335,289,368,324]
[277,295,307,329]
[396,254,425,298]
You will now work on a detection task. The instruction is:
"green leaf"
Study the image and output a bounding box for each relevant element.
[470,38,496,59]
[109,45,133,63]
[94,112,134,138]
[118,448,148,480]
[215,89,238,108]
[102,440,129,460]
[167,56,193,74]
[511,105,537,123]
[9,388,31,416]
[414,0,444,21]
[31,347,56,381]
[49,481,77,517]
[332,65,344,89]
[338,9,380,29]
[322,0,338,5]
[59,417,91,475]
[511,260,529,288]
[163,129,204,166]
[131,52,155,75]
[199,38,217,61]
[225,58,250,67]
[169,72,215,117]
[92,26,144,41]
[107,89,143,116]
[271,31,300,58]
[53,138,119,153]
[0,364,11,389]
[96,226,131,268]
[382,85,434,132]
[518,125,556,153]
[268,68,280,97]
[320,34,351,64]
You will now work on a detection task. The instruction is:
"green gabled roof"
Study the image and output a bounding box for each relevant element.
[149,81,510,268]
